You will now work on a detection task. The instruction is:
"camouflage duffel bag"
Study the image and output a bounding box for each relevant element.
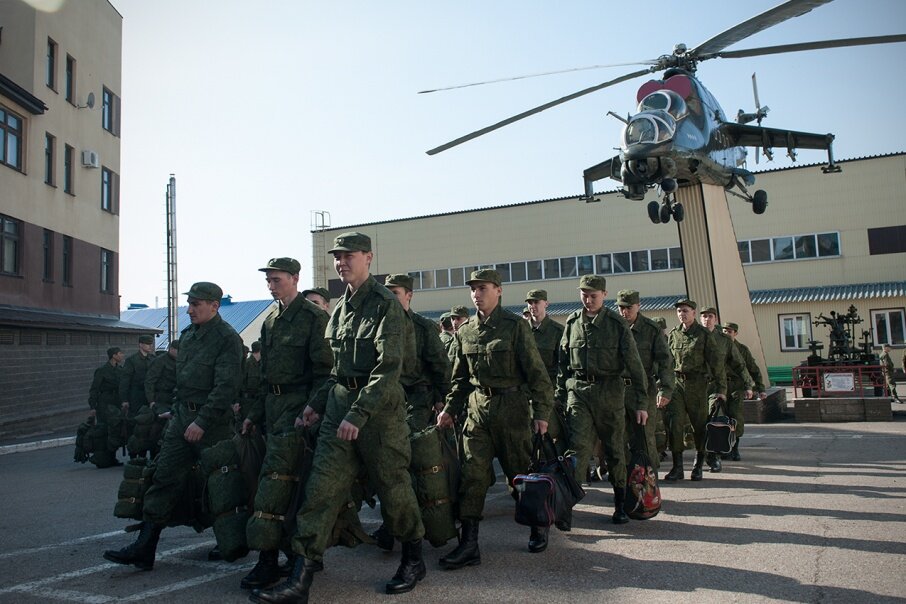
[200,439,249,562]
[74,418,96,463]
[246,430,305,551]
[127,406,160,458]
[409,426,458,547]
[329,498,375,549]
[114,458,151,520]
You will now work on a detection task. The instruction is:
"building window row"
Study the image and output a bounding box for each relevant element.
[1,106,23,171]
[407,246,684,291]
[739,232,840,264]
[102,87,121,136]
[778,308,905,351]
[46,37,119,135]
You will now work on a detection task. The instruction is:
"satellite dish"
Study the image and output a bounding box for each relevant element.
[86,92,95,109]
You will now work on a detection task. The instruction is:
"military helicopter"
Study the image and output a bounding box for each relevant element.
[423,0,906,224]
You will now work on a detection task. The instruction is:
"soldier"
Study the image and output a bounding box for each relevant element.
[120,334,155,454]
[136,338,179,458]
[302,287,331,313]
[721,322,766,460]
[239,257,333,591]
[880,344,901,403]
[87,347,125,468]
[436,269,552,560]
[665,299,722,482]
[439,312,457,362]
[235,340,263,426]
[103,282,243,571]
[251,232,426,603]
[449,305,470,331]
[525,288,566,450]
[615,290,674,471]
[699,307,753,472]
[556,276,648,524]
[653,316,670,460]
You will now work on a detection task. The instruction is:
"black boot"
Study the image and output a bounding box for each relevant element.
[371,523,395,552]
[439,519,481,570]
[103,521,163,570]
[528,525,548,553]
[249,556,316,604]
[706,452,722,473]
[690,452,705,481]
[730,440,741,461]
[385,539,426,594]
[241,550,282,590]
[612,487,629,524]
[663,452,683,481]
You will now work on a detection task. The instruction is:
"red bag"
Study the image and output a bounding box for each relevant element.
[624,430,661,520]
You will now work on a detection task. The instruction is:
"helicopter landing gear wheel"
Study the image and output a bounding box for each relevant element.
[647,201,661,224]
[659,202,672,224]
[672,202,685,222]
[752,190,767,214]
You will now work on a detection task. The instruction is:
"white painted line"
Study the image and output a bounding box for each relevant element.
[117,566,244,602]
[0,530,126,560]
[0,436,76,456]
[19,586,116,604]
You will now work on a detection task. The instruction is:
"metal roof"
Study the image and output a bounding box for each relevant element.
[0,305,155,333]
[121,298,274,349]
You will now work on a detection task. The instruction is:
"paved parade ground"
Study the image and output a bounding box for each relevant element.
[1,416,904,604]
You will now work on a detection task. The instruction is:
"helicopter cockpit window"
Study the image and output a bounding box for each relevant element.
[637,90,688,121]
[622,110,676,146]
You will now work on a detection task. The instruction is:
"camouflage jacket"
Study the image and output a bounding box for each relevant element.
[174,313,244,431]
[733,340,765,393]
[627,312,675,401]
[444,304,553,422]
[440,331,458,365]
[668,321,725,395]
[89,361,121,410]
[531,316,564,385]
[241,355,261,396]
[144,352,177,409]
[880,350,895,374]
[556,307,648,409]
[712,329,754,394]
[400,310,452,401]
[119,351,151,405]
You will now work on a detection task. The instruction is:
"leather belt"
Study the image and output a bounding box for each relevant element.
[573,371,614,383]
[183,401,203,412]
[269,382,308,396]
[675,371,702,380]
[478,385,520,397]
[404,384,432,394]
[336,376,366,390]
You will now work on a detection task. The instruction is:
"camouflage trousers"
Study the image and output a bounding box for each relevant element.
[624,385,659,470]
[667,374,709,453]
[292,384,424,561]
[567,377,627,487]
[264,388,312,436]
[458,390,534,521]
[404,387,437,433]
[143,403,233,525]
[723,381,748,439]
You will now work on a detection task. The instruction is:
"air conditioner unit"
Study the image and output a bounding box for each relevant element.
[81,150,99,168]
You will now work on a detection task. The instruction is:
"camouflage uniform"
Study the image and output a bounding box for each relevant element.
[529,315,565,444]
[727,337,764,440]
[88,360,123,466]
[880,349,900,401]
[439,328,457,364]
[400,309,452,432]
[291,274,424,562]
[144,352,177,414]
[238,349,262,423]
[120,349,152,413]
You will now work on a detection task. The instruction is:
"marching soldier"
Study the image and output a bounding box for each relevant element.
[87,347,125,468]
[302,287,331,313]
[721,322,766,460]
[251,232,426,603]
[240,258,333,591]
[880,344,901,403]
[436,269,553,560]
[665,299,722,482]
[235,341,262,426]
[525,288,567,450]
[449,305,470,331]
[103,282,243,571]
[439,312,457,362]
[119,334,155,454]
[615,290,674,471]
[134,339,179,458]
[556,276,648,524]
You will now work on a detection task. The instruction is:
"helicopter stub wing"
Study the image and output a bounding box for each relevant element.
[720,122,835,161]
[582,155,622,200]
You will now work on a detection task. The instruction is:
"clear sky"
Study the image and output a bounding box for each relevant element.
[109,0,906,308]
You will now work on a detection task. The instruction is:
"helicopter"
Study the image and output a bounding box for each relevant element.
[423,0,906,224]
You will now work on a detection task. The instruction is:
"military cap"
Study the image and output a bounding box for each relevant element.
[184,281,223,302]
[328,231,371,253]
[106,346,121,359]
[722,322,739,332]
[450,305,470,318]
[674,298,697,309]
[525,289,548,302]
[522,306,532,315]
[384,273,414,291]
[302,287,331,302]
[578,274,607,291]
[700,306,718,316]
[250,340,261,352]
[169,338,180,350]
[259,257,301,275]
[654,317,667,329]
[138,334,154,345]
[465,269,501,287]
[439,311,452,320]
[616,289,640,307]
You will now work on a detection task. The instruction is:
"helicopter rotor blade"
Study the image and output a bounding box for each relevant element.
[699,34,906,61]
[690,0,833,57]
[418,60,658,94]
[752,73,761,113]
[426,68,652,155]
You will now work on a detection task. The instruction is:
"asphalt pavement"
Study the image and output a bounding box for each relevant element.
[0,414,904,604]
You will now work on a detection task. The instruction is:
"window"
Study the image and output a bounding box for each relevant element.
[65,55,76,104]
[101,166,118,212]
[742,232,840,264]
[560,257,577,278]
[62,236,73,286]
[44,133,56,186]
[779,314,811,351]
[102,87,121,136]
[543,258,560,279]
[510,261,527,282]
[63,144,74,194]
[669,247,683,269]
[577,255,593,275]
[596,254,612,274]
[46,38,57,90]
[818,232,840,257]
[737,241,750,264]
[871,308,905,346]
[0,106,24,171]
[42,230,54,281]
[407,271,421,290]
[101,249,114,293]
[612,252,630,274]
[1,215,21,276]
[773,236,793,261]
[630,250,649,272]
[750,239,771,263]
[526,260,542,281]
[650,248,669,271]
[795,234,817,259]
[420,270,434,290]
[450,267,464,288]
[435,268,449,289]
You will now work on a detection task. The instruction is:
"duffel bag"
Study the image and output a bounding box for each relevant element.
[518,433,585,532]
[74,418,95,463]
[705,398,737,455]
[246,430,304,551]
[513,473,556,527]
[200,439,249,561]
[114,458,150,520]
[409,426,458,547]
[624,430,661,520]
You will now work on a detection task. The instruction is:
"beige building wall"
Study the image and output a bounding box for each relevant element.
[0,0,122,251]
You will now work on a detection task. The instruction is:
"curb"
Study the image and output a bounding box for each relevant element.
[0,436,76,456]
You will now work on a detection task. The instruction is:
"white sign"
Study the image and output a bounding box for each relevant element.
[824,372,855,392]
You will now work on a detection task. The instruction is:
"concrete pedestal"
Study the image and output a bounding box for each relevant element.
[793,397,892,422]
